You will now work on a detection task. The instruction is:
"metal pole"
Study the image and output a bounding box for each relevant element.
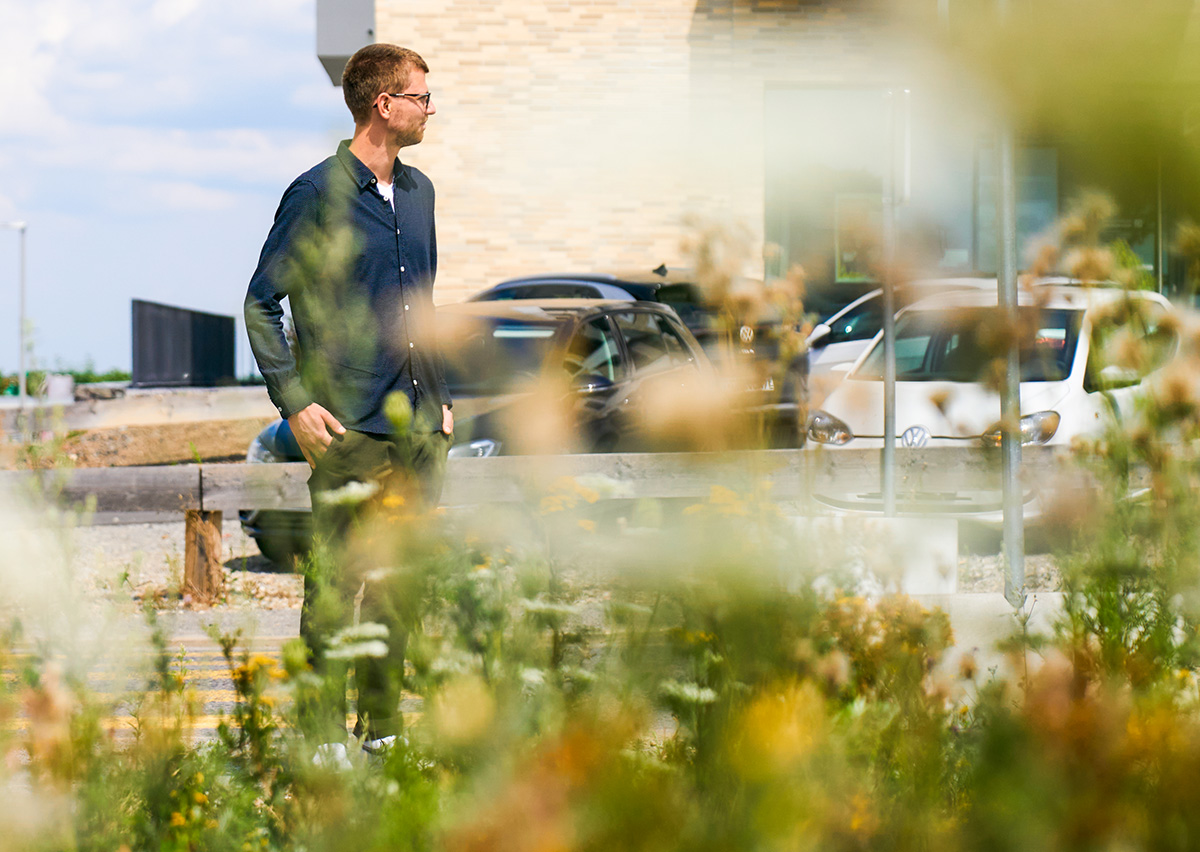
[1,222,27,404]
[18,224,26,404]
[882,90,898,517]
[997,129,1025,606]
[1157,151,1164,293]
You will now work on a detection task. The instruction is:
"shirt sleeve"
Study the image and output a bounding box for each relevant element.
[244,180,319,420]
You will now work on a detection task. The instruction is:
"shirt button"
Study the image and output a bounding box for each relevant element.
[396,229,400,235]
[409,342,414,349]
[370,178,376,184]
[413,379,418,386]
[400,266,405,272]
[404,304,410,311]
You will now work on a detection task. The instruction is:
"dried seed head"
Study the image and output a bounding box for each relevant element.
[1064,191,1118,246]
[1065,246,1114,283]
[1026,241,1061,279]
[1174,221,1200,260]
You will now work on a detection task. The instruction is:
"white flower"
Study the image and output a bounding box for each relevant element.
[430,649,482,677]
[331,622,390,643]
[659,679,718,706]
[325,622,390,658]
[575,474,632,499]
[314,480,380,506]
[326,640,389,660]
[520,668,546,687]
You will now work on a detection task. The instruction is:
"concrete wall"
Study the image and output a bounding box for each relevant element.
[373,0,901,303]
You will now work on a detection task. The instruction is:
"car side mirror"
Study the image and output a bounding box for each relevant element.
[574,374,614,394]
[1097,364,1141,389]
[807,323,832,350]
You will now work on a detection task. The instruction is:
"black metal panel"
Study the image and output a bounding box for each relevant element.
[131,299,235,387]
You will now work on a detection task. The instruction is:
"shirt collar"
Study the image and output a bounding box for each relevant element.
[336,140,405,189]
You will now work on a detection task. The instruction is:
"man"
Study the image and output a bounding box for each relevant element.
[244,43,451,757]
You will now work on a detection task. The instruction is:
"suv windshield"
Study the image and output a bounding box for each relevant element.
[441,317,561,395]
[854,307,1081,382]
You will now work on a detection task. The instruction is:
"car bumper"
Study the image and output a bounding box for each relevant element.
[810,488,1043,529]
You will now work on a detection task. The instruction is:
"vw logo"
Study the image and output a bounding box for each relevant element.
[901,425,930,448]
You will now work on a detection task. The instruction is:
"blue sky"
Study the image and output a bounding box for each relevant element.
[0,0,349,376]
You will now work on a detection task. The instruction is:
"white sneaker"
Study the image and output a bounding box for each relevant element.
[312,742,354,771]
[361,734,398,763]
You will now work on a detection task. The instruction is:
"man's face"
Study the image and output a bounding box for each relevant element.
[384,68,435,149]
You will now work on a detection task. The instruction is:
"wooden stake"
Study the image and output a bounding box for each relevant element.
[184,509,224,602]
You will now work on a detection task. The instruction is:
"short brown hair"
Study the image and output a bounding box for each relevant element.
[342,44,429,125]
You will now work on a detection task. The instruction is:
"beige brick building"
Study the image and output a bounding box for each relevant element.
[319,1,1200,313]
[322,1,911,309]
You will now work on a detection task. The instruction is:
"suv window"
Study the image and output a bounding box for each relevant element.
[564,317,626,382]
[613,311,696,374]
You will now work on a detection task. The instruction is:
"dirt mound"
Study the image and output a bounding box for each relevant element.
[7,418,275,468]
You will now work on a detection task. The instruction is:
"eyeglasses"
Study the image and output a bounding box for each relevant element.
[385,91,433,111]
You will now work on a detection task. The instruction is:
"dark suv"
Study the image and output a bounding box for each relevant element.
[469,267,714,347]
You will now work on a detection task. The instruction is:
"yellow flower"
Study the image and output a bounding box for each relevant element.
[433,675,496,746]
[577,519,596,532]
[382,494,406,509]
[193,791,208,805]
[848,792,879,838]
[170,812,186,827]
[731,680,827,778]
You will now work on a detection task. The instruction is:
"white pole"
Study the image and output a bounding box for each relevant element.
[882,90,897,516]
[995,0,1025,607]
[1,222,27,405]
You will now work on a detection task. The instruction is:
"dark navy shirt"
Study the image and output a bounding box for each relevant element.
[245,141,451,435]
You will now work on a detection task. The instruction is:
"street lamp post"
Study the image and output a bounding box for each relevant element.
[1,222,27,404]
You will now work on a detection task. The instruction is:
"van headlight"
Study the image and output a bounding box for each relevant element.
[448,438,501,458]
[981,411,1061,447]
[807,411,854,445]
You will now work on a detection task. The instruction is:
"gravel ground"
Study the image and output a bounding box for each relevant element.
[957,552,1061,594]
[58,515,1058,614]
[69,518,303,611]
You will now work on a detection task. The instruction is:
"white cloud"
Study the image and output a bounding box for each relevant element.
[0,0,349,371]
[0,0,343,199]
[145,180,240,212]
[151,0,201,27]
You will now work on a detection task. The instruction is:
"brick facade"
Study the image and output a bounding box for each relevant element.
[375,1,899,303]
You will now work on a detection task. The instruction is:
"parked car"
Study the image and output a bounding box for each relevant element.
[471,267,807,432]
[804,282,1178,523]
[239,420,311,566]
[438,299,716,455]
[806,278,994,382]
[470,267,800,375]
[241,298,728,563]
[469,266,713,340]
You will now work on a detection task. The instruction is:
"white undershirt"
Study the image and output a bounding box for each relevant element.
[377,180,395,209]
